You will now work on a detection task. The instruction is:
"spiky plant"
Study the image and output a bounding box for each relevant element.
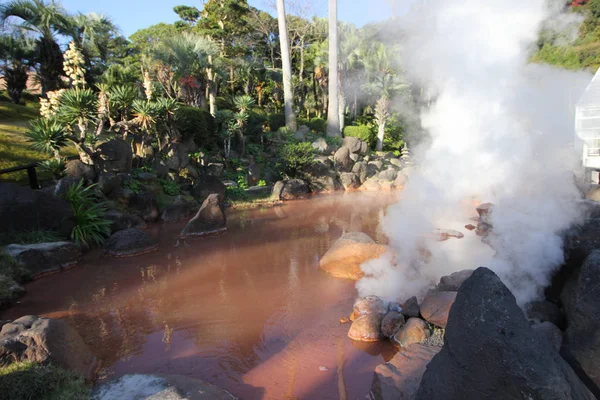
[38,157,66,181]
[62,180,111,246]
[233,95,255,114]
[56,88,98,138]
[109,85,139,121]
[131,100,158,132]
[26,117,68,158]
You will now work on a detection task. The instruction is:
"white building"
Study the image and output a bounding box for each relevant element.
[576,68,600,183]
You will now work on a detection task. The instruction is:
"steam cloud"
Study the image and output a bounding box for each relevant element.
[357,0,593,305]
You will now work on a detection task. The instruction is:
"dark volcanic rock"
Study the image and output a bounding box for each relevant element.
[2,242,81,277]
[0,316,95,378]
[275,179,310,200]
[103,210,146,233]
[104,228,158,257]
[526,300,564,328]
[93,139,132,174]
[334,146,354,172]
[65,159,96,183]
[381,311,405,338]
[160,196,198,222]
[415,267,594,400]
[532,322,563,352]
[180,194,227,238]
[400,296,420,319]
[419,291,457,328]
[190,175,226,205]
[0,183,74,238]
[130,192,159,223]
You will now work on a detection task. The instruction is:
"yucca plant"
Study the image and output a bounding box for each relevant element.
[38,157,66,181]
[109,85,139,122]
[56,88,98,138]
[131,100,158,132]
[62,180,111,246]
[26,118,68,159]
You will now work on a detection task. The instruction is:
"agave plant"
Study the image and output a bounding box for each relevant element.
[109,84,139,122]
[26,118,68,159]
[131,100,158,132]
[62,180,111,246]
[56,88,98,138]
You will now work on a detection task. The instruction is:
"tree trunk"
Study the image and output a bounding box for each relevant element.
[207,55,217,116]
[339,92,345,133]
[276,0,297,132]
[327,0,340,137]
[376,121,386,151]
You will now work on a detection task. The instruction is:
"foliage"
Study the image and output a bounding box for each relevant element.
[26,117,68,157]
[0,361,89,400]
[258,179,267,187]
[61,180,111,246]
[268,113,286,132]
[175,105,215,147]
[109,84,139,121]
[383,113,405,152]
[344,125,374,146]
[226,186,249,201]
[38,157,66,180]
[157,178,180,195]
[123,178,143,194]
[55,88,98,132]
[280,142,315,178]
[0,34,35,104]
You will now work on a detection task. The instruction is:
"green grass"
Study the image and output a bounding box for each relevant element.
[0,361,90,400]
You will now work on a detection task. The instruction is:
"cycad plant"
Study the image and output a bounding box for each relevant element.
[232,95,254,156]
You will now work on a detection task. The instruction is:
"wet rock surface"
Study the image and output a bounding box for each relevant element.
[104,228,158,257]
[393,318,431,348]
[104,210,146,233]
[319,232,387,280]
[3,242,81,277]
[419,291,457,328]
[353,295,388,316]
[348,313,385,342]
[180,194,227,238]
[381,311,406,338]
[435,270,473,292]
[400,296,420,319]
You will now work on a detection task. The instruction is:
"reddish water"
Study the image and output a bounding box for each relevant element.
[1,191,399,400]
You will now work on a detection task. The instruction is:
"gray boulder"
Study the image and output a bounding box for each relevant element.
[378,168,398,183]
[0,183,74,238]
[164,142,190,171]
[334,146,354,172]
[161,196,199,222]
[305,159,343,192]
[526,300,564,328]
[130,193,159,223]
[206,163,224,178]
[3,242,81,278]
[311,137,330,154]
[401,296,420,319]
[340,172,361,190]
[0,316,95,378]
[294,125,310,141]
[0,275,25,308]
[532,322,563,352]
[181,194,227,238]
[94,139,132,174]
[381,311,406,338]
[342,137,368,155]
[272,179,310,201]
[352,161,369,184]
[348,313,385,342]
[389,158,403,169]
[190,175,226,205]
[96,173,122,196]
[415,267,594,400]
[361,178,382,191]
[65,160,96,183]
[104,228,158,257]
[369,160,383,171]
[103,210,146,233]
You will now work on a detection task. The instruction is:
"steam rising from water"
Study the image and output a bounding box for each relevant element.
[357,0,592,305]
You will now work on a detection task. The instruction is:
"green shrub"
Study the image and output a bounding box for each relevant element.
[307,117,327,133]
[175,106,215,148]
[247,112,268,137]
[0,361,89,400]
[226,186,249,201]
[157,178,180,196]
[123,179,143,194]
[280,142,315,178]
[344,125,374,147]
[62,180,111,246]
[268,113,286,132]
[383,114,405,152]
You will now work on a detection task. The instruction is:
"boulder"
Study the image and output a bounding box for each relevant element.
[247,163,261,187]
[104,228,158,257]
[3,242,81,278]
[65,160,96,183]
[352,161,369,184]
[0,275,24,308]
[53,177,81,198]
[103,210,146,233]
[342,137,368,155]
[271,180,286,200]
[378,168,398,183]
[130,193,159,223]
[312,137,330,154]
[371,344,441,400]
[340,172,361,190]
[96,173,122,196]
[319,232,387,280]
[420,291,457,328]
[381,311,406,338]
[334,146,354,172]
[401,296,420,319]
[108,186,135,205]
[415,267,594,400]
[305,160,343,193]
[164,142,190,171]
[279,179,310,200]
[206,163,225,178]
[0,316,95,378]
[393,318,430,348]
[185,165,200,179]
[161,196,199,223]
[526,300,564,328]
[94,139,132,174]
[532,322,563,352]
[180,194,227,238]
[245,186,271,196]
[393,174,407,188]
[190,175,226,205]
[0,183,74,238]
[389,158,403,169]
[92,374,234,400]
[435,270,474,292]
[294,125,310,141]
[562,250,600,384]
[350,153,359,162]
[361,178,382,192]
[354,295,389,316]
[136,172,157,182]
[369,160,383,171]
[348,313,385,342]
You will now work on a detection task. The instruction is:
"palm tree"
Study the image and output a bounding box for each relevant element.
[0,0,72,95]
[327,0,340,137]
[0,34,36,103]
[276,0,297,132]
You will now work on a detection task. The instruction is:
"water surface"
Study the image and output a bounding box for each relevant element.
[1,191,399,400]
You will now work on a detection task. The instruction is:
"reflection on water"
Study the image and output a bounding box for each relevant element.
[1,191,399,400]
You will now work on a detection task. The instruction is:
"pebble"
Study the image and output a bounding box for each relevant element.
[319,366,328,371]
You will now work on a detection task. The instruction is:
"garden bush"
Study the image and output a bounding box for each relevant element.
[268,113,286,132]
[175,106,215,149]
[297,117,327,133]
[344,125,375,147]
[280,142,315,178]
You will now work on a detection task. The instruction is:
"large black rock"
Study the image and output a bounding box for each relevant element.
[415,267,594,400]
[190,175,226,205]
[180,194,226,238]
[0,183,74,238]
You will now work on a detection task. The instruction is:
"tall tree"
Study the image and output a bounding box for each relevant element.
[276,0,297,132]
[0,34,35,103]
[326,0,340,137]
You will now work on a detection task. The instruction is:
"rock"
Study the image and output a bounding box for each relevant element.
[526,300,564,328]
[96,173,122,195]
[380,152,395,160]
[319,232,387,280]
[334,146,354,172]
[164,142,190,171]
[393,174,407,188]
[562,250,600,384]
[103,210,146,233]
[247,163,261,187]
[366,163,379,178]
[130,192,159,223]
[354,295,389,316]
[53,177,81,198]
[65,160,96,183]
[342,137,368,155]
[94,139,132,174]
[415,267,594,400]
[0,274,24,308]
[92,374,235,400]
[206,163,224,178]
[161,196,198,222]
[352,161,369,184]
[348,313,385,342]
[476,202,494,217]
[180,194,227,238]
[294,125,310,141]
[312,137,330,154]
[246,186,271,196]
[361,178,382,191]
[305,161,343,193]
[369,160,383,171]
[420,291,457,328]
[0,183,74,238]
[222,180,238,188]
[280,179,310,200]
[436,270,474,292]
[272,180,286,200]
[389,158,403,169]
[381,311,406,338]
[340,172,361,190]
[0,316,95,378]
[3,242,81,278]
[378,168,398,183]
[136,172,157,182]
[185,164,200,179]
[464,224,476,231]
[393,318,431,348]
[349,153,359,162]
[104,228,158,257]
[371,344,441,400]
[109,186,135,205]
[190,175,226,205]
[532,322,563,352]
[401,296,420,319]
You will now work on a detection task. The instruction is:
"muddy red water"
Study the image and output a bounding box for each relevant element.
[1,191,400,400]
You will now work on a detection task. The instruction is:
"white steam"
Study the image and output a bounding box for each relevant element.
[357,0,592,305]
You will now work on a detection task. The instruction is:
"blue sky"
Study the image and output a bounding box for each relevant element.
[59,0,415,38]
